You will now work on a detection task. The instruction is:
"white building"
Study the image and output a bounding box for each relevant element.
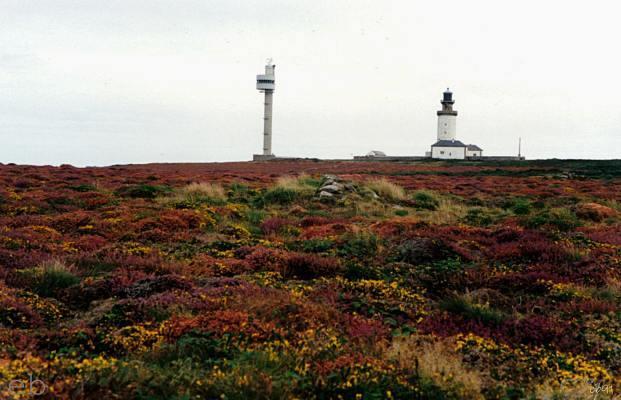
[430,89,482,160]
[431,140,467,159]
[466,144,483,158]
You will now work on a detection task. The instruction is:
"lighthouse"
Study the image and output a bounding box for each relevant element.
[437,88,458,141]
[254,59,276,160]
[430,89,483,159]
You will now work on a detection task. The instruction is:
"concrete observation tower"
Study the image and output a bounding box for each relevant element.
[253,59,276,161]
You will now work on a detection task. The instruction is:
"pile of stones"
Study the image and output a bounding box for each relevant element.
[316,175,356,199]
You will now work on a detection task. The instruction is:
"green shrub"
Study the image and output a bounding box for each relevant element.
[245,209,265,226]
[262,187,298,205]
[591,286,620,302]
[440,296,506,326]
[427,258,463,274]
[109,350,302,400]
[203,350,301,399]
[68,184,97,192]
[413,190,440,210]
[298,175,322,188]
[394,209,409,216]
[463,207,493,226]
[462,207,508,227]
[116,184,172,199]
[510,198,532,215]
[343,261,382,280]
[18,260,80,297]
[46,196,75,207]
[524,208,581,231]
[466,196,486,207]
[151,332,237,366]
[301,238,334,253]
[93,358,203,399]
[338,232,379,259]
[227,182,254,203]
[411,259,466,294]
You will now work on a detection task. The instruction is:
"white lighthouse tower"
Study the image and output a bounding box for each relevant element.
[430,89,482,159]
[254,59,276,161]
[437,88,457,141]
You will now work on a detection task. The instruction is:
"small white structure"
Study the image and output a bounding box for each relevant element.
[366,150,387,157]
[430,89,482,160]
[254,59,276,160]
[466,144,483,158]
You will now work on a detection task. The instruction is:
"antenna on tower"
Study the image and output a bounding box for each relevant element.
[518,137,522,158]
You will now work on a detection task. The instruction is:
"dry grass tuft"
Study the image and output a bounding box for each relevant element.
[158,182,227,206]
[388,335,485,400]
[601,199,621,212]
[416,198,468,225]
[366,178,406,201]
[590,277,621,301]
[182,182,227,200]
[352,199,390,217]
[274,174,316,195]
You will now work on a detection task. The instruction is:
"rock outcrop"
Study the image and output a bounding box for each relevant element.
[316,175,356,199]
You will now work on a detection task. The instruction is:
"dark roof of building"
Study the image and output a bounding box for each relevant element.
[431,140,466,148]
[467,144,483,151]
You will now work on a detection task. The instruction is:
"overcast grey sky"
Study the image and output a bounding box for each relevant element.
[1,0,620,165]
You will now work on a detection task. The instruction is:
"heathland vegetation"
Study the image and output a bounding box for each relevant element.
[0,160,619,399]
